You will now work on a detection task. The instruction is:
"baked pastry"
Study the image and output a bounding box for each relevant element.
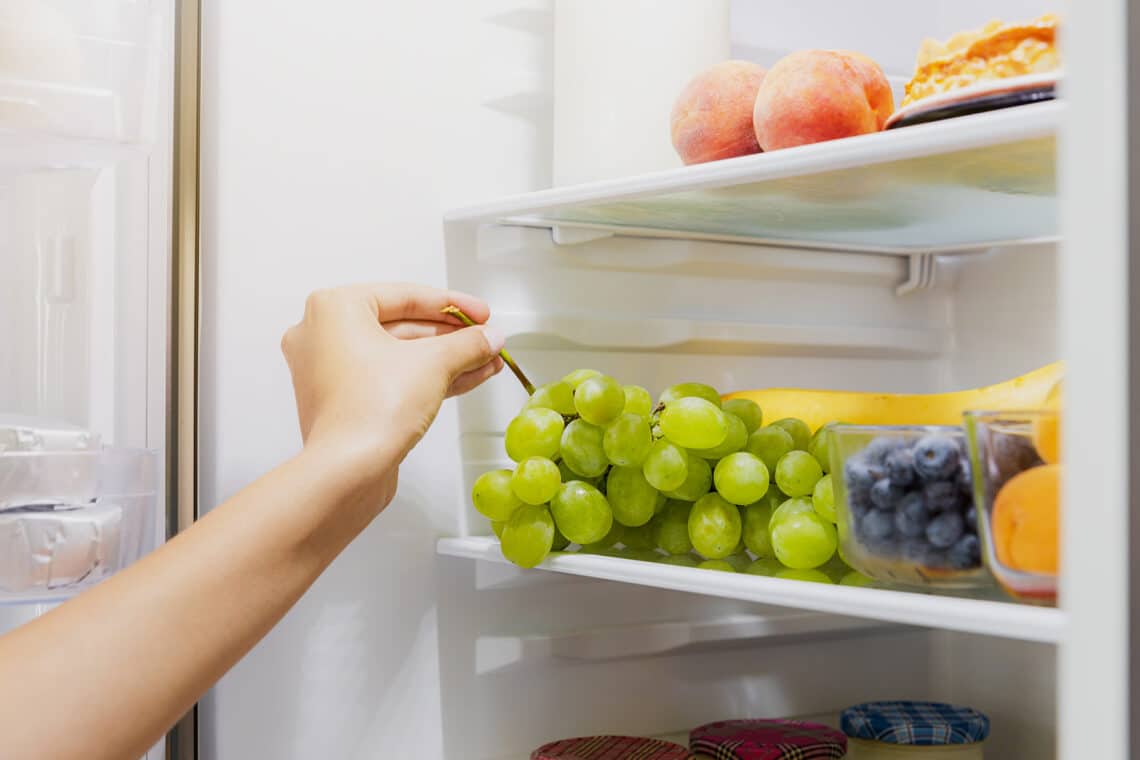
[902,15,1059,106]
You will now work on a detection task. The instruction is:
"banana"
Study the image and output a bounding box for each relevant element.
[724,361,1064,432]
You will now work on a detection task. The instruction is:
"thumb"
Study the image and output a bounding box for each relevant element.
[427,324,505,380]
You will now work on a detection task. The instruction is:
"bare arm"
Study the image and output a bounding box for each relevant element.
[0,283,504,760]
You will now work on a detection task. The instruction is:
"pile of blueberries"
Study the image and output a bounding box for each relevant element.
[843,433,980,571]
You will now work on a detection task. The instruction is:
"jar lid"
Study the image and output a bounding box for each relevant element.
[690,719,847,759]
[840,701,990,745]
[530,735,691,759]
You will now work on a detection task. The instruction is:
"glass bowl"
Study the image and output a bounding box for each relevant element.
[830,424,988,589]
[964,410,1059,603]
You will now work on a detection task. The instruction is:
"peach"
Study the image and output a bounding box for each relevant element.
[753,50,894,151]
[671,60,766,165]
[992,463,1060,574]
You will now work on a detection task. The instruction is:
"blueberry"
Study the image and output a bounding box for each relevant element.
[913,436,960,481]
[862,509,895,542]
[894,492,930,538]
[957,456,974,496]
[849,495,871,521]
[870,478,902,510]
[845,459,877,492]
[926,511,965,549]
[947,534,981,569]
[885,449,917,487]
[902,539,934,564]
[864,437,906,465]
[924,481,961,513]
[965,506,977,531]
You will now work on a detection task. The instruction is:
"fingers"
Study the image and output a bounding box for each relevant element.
[382,320,464,340]
[426,324,506,381]
[351,282,490,325]
[447,357,505,397]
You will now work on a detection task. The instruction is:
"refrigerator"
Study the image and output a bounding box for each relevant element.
[2,0,1132,759]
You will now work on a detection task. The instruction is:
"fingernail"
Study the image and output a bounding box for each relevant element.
[482,325,506,355]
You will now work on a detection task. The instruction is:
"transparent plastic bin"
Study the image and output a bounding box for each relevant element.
[964,410,1059,604]
[0,0,160,141]
[830,424,989,589]
[0,447,157,603]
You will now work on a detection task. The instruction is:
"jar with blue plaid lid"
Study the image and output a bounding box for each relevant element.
[840,701,990,759]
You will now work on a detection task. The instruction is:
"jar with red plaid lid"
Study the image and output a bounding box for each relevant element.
[688,718,847,759]
[530,735,693,759]
[840,701,989,758]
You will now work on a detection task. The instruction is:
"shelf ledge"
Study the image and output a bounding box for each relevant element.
[438,536,1067,644]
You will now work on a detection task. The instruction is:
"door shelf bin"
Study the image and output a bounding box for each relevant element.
[0,447,157,604]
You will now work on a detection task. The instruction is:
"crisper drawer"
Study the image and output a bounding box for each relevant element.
[0,0,162,142]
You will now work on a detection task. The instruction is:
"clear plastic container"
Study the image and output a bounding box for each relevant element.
[830,424,988,589]
[964,409,1059,603]
[0,447,157,603]
[0,0,160,141]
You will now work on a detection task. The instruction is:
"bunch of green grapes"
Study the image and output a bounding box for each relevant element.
[471,370,871,586]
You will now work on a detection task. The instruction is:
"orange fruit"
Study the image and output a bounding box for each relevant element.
[992,464,1060,574]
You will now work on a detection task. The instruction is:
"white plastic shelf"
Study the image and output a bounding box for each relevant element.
[438,536,1066,644]
[446,102,1060,255]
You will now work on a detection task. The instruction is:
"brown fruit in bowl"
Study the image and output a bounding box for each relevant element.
[753,49,894,151]
[670,60,767,165]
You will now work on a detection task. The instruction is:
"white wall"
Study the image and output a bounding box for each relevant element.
[198,1,550,758]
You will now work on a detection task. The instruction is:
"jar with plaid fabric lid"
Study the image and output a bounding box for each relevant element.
[840,701,990,758]
[688,718,847,759]
[530,734,693,759]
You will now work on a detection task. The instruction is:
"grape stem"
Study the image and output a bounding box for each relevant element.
[442,305,536,395]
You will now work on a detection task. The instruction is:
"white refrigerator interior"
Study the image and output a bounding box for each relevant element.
[199,1,1116,759]
[0,0,174,756]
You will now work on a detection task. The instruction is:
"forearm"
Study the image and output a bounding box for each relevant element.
[0,440,390,760]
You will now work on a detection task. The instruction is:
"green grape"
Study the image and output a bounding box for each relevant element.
[511,457,561,505]
[658,553,700,567]
[524,381,577,416]
[770,509,837,569]
[688,493,742,560]
[607,466,660,527]
[776,568,832,584]
[723,398,763,434]
[811,474,836,523]
[689,412,748,460]
[622,385,654,418]
[746,425,795,471]
[472,469,524,521]
[840,571,876,587]
[505,408,565,462]
[603,413,653,466]
[557,459,577,483]
[807,423,836,474]
[573,375,626,425]
[659,382,723,408]
[724,553,752,572]
[500,504,555,568]
[642,439,689,491]
[742,500,775,558]
[622,522,657,550]
[560,419,608,478]
[664,455,712,501]
[774,450,823,497]
[770,496,815,532]
[819,555,852,582]
[576,545,622,557]
[550,480,613,545]
[698,559,736,572]
[771,417,812,451]
[713,452,770,505]
[659,397,728,449]
[745,558,784,576]
[562,368,602,389]
[491,520,505,538]
[652,499,693,555]
[551,524,571,551]
[584,520,626,550]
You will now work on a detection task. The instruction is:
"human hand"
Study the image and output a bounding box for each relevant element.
[280,283,504,506]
